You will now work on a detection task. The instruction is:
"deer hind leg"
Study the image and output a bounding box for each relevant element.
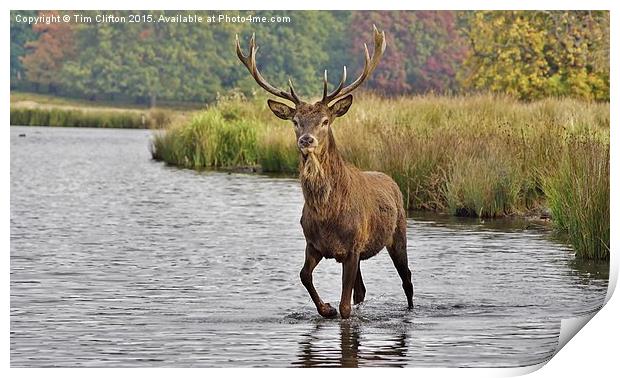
[353,260,366,305]
[300,244,337,318]
[386,219,414,309]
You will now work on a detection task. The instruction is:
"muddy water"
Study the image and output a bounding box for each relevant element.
[10,126,608,367]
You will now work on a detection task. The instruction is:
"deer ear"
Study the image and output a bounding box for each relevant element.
[329,95,353,118]
[267,99,295,120]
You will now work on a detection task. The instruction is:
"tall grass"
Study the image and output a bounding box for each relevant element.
[151,94,609,259]
[542,137,610,260]
[151,109,259,168]
[10,107,172,129]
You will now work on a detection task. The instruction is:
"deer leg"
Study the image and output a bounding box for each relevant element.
[300,244,337,318]
[387,220,414,309]
[353,261,366,305]
[339,253,360,319]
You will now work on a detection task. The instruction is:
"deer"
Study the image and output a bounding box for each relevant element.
[236,26,413,319]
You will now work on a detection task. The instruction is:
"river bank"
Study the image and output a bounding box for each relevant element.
[10,91,195,129]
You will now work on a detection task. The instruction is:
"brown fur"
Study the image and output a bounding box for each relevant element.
[268,99,414,319]
[299,126,404,263]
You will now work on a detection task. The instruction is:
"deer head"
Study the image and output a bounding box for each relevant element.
[236,26,386,156]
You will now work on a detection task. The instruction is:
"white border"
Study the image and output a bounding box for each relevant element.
[4,1,618,377]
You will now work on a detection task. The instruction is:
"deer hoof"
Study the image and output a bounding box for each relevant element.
[339,304,352,319]
[319,303,338,318]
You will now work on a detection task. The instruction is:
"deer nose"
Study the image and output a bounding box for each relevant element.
[298,135,316,148]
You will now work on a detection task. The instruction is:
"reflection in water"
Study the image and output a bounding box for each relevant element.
[569,258,610,281]
[294,321,408,367]
[408,210,550,233]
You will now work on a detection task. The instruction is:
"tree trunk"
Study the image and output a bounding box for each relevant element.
[149,93,157,108]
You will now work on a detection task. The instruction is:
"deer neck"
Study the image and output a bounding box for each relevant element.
[299,129,348,216]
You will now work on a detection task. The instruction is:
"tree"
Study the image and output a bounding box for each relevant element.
[12,10,609,103]
[61,21,124,101]
[544,11,610,101]
[10,10,37,85]
[459,11,609,101]
[21,11,76,93]
[349,11,468,95]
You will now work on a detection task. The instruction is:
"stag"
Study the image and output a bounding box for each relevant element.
[236,26,413,319]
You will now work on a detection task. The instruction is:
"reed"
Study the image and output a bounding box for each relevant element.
[151,105,260,168]
[10,106,173,129]
[542,136,610,260]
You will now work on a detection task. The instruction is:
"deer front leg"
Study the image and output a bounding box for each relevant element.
[300,244,337,318]
[339,253,360,319]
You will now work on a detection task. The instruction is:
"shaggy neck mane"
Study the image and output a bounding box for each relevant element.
[299,129,353,217]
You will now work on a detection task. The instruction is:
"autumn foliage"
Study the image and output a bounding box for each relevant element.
[20,11,75,92]
[349,11,468,95]
[11,10,610,103]
[459,11,609,101]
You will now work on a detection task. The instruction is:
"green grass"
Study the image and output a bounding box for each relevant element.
[151,94,609,260]
[10,91,192,129]
[10,105,174,129]
[542,136,610,260]
[151,109,259,167]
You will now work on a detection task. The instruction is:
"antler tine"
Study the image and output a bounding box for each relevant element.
[322,25,386,105]
[288,78,300,103]
[235,33,299,104]
[321,70,327,101]
[235,34,247,65]
[323,70,328,100]
[321,66,347,104]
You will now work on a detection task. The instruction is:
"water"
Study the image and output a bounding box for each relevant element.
[10,126,609,367]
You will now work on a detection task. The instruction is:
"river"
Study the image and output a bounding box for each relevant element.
[10,126,609,367]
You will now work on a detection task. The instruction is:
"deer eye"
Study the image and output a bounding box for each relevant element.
[292,120,299,128]
[321,119,329,127]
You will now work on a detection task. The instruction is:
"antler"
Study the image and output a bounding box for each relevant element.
[235,33,300,104]
[322,25,386,105]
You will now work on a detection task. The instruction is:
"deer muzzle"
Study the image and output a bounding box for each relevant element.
[298,134,318,154]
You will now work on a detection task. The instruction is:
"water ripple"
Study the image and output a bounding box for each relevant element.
[10,127,608,367]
